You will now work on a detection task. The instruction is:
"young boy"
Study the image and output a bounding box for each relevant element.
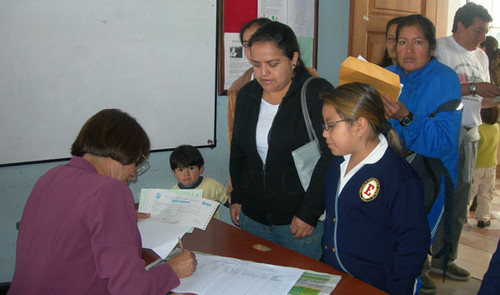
[470,106,499,228]
[170,145,229,219]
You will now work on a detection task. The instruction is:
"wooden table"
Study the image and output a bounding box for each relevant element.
[142,218,386,295]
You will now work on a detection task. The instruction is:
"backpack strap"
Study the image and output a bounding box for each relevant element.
[427,98,461,281]
[431,171,454,281]
[429,99,462,118]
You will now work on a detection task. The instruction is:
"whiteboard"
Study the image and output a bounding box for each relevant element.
[0,0,217,165]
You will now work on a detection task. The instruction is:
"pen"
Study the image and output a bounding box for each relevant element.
[178,237,184,251]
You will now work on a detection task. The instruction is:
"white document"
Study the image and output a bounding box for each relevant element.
[139,188,218,230]
[172,253,303,295]
[224,32,252,89]
[258,0,287,23]
[137,219,189,258]
[287,0,314,38]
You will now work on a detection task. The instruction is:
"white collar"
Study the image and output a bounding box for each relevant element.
[339,134,388,190]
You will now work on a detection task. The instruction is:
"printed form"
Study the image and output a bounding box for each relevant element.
[138,189,218,258]
[139,188,217,230]
[172,252,303,295]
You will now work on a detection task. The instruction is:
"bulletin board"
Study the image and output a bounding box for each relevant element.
[0,0,218,166]
[218,0,318,95]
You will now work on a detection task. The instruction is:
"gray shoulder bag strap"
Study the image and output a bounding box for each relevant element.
[301,76,320,150]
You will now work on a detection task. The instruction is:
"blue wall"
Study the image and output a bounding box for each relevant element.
[0,0,349,282]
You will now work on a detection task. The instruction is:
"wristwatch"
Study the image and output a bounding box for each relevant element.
[400,112,414,127]
[469,83,477,96]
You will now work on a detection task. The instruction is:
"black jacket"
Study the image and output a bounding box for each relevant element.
[230,67,334,226]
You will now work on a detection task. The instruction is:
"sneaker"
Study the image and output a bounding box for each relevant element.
[419,274,437,294]
[478,220,491,228]
[429,263,470,281]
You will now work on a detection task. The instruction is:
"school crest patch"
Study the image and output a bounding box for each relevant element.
[359,178,380,202]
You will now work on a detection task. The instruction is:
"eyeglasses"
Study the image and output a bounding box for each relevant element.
[321,119,349,131]
[136,153,150,176]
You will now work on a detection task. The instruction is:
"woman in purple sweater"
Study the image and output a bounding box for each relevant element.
[9,109,196,295]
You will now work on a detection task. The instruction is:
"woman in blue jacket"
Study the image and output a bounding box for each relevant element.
[381,14,462,292]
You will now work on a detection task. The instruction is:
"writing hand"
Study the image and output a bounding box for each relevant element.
[167,250,197,278]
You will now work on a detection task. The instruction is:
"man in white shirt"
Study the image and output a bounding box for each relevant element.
[425,3,500,291]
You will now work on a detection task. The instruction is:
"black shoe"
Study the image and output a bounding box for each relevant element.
[478,220,491,228]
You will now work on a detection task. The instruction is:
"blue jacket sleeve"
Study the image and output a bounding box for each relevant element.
[390,70,461,159]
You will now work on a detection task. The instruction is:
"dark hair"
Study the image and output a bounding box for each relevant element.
[386,16,405,35]
[169,145,204,170]
[489,49,500,86]
[480,106,499,125]
[71,109,150,165]
[396,14,436,53]
[322,83,403,155]
[248,21,305,74]
[380,16,405,67]
[239,18,273,44]
[379,52,392,68]
[452,2,492,33]
[481,36,499,58]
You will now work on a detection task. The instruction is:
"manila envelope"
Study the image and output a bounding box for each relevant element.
[338,56,401,101]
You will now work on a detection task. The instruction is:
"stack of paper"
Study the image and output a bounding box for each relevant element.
[172,252,342,295]
[137,188,219,258]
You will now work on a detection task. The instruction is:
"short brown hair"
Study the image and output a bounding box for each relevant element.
[480,106,499,125]
[71,109,150,165]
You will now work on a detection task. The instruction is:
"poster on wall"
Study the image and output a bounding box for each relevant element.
[219,0,317,95]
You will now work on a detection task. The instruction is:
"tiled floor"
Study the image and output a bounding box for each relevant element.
[421,182,500,294]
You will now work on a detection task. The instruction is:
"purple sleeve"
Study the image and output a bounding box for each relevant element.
[88,181,180,294]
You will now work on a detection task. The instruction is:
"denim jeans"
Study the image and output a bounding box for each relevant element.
[239,210,324,260]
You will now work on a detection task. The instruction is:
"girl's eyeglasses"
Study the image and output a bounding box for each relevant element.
[321,119,350,131]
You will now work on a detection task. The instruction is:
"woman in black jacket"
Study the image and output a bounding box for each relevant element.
[229,21,334,259]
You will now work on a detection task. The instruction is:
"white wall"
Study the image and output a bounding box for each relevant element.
[0,0,217,165]
[0,0,350,282]
[447,0,467,35]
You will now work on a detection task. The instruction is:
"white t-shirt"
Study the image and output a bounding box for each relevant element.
[256,98,279,164]
[434,36,490,127]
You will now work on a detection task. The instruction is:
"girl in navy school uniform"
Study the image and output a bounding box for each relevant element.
[320,83,430,295]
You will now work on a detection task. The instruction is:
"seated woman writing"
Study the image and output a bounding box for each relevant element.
[9,109,197,295]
